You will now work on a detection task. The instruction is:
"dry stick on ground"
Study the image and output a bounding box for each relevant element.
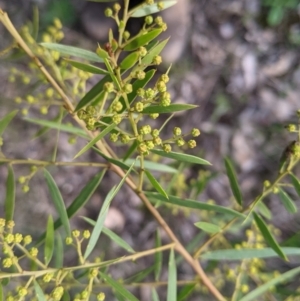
[0,9,226,301]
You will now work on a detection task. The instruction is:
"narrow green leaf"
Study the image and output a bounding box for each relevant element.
[44,215,54,266]
[83,187,115,259]
[96,47,109,59]
[145,170,169,199]
[99,272,140,301]
[145,192,245,218]
[0,110,18,136]
[54,233,63,268]
[44,169,70,236]
[257,201,272,220]
[278,188,297,213]
[240,266,300,301]
[91,90,106,107]
[124,29,162,51]
[65,170,105,221]
[177,284,196,301]
[125,159,177,173]
[103,58,121,90]
[74,123,116,159]
[5,165,15,222]
[40,43,103,62]
[151,288,160,301]
[67,169,106,217]
[224,157,243,206]
[62,291,70,301]
[120,52,139,69]
[131,1,177,17]
[140,39,168,66]
[122,140,138,161]
[34,281,47,301]
[65,59,108,74]
[290,173,300,198]
[125,266,155,283]
[93,148,131,171]
[142,104,197,114]
[82,216,135,253]
[32,6,39,40]
[1,278,9,286]
[114,292,127,301]
[253,212,287,260]
[24,118,87,138]
[84,162,135,259]
[75,75,110,112]
[154,230,162,281]
[36,171,105,245]
[167,248,177,301]
[201,247,300,260]
[33,113,62,139]
[103,227,135,253]
[194,222,221,234]
[151,149,211,165]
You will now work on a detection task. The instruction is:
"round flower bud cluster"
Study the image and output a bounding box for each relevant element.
[121,134,130,144]
[139,47,147,57]
[138,142,149,155]
[18,287,28,297]
[146,0,154,5]
[43,273,54,283]
[18,166,39,194]
[154,16,167,31]
[5,233,14,244]
[110,133,119,142]
[135,70,146,80]
[112,114,123,125]
[123,31,130,40]
[77,105,98,131]
[134,102,144,112]
[160,92,171,107]
[29,247,38,257]
[80,290,89,299]
[105,8,113,17]
[0,218,5,231]
[72,230,80,238]
[23,235,32,245]
[286,124,297,132]
[65,237,73,245]
[89,268,99,278]
[163,144,172,153]
[113,3,121,12]
[104,82,115,93]
[51,286,64,301]
[157,2,164,10]
[123,83,133,94]
[139,125,152,135]
[291,141,300,158]
[145,15,153,25]
[97,292,106,301]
